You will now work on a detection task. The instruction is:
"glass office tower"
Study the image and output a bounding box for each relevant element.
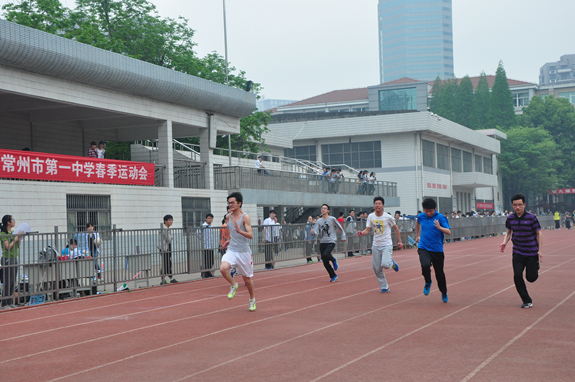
[378,0,454,83]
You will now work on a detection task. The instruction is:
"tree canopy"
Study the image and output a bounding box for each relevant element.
[1,0,270,159]
[489,61,516,130]
[499,126,559,206]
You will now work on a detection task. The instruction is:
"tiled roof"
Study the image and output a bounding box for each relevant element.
[379,77,422,85]
[428,75,535,90]
[280,87,369,107]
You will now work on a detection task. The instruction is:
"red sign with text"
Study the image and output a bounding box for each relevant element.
[548,188,575,195]
[0,149,154,186]
[476,202,494,209]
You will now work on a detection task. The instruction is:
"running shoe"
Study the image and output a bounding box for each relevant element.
[160,279,168,285]
[249,299,256,312]
[230,268,237,278]
[330,275,338,282]
[381,288,389,293]
[391,259,399,272]
[307,260,313,264]
[520,302,533,309]
[423,282,432,296]
[442,293,448,303]
[333,258,339,271]
[227,283,239,299]
[170,278,178,283]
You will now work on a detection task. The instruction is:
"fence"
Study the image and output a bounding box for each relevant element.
[214,166,397,197]
[0,215,555,308]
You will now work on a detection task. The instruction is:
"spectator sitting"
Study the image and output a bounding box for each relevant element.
[254,156,271,176]
[87,141,97,158]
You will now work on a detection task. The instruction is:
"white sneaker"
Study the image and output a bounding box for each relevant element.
[249,298,256,312]
[228,283,238,299]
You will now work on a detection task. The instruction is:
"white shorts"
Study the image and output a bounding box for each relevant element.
[221,250,254,278]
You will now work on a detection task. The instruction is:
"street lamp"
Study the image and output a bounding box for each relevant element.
[223,0,232,165]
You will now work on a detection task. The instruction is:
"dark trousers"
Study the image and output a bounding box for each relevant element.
[1,258,18,307]
[162,246,172,278]
[202,249,214,278]
[320,243,337,278]
[555,220,560,229]
[418,248,447,294]
[305,241,314,261]
[512,252,539,304]
[264,240,274,269]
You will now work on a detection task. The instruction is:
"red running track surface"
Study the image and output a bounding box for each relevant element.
[1,231,574,382]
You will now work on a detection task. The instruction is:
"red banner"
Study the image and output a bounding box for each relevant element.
[476,202,494,210]
[548,188,575,195]
[0,149,154,186]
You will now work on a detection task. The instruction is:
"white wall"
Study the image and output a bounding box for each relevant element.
[0,180,233,233]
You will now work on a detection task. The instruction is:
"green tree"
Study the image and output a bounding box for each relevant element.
[489,61,516,130]
[436,78,457,121]
[519,95,575,187]
[499,126,559,206]
[470,71,490,130]
[429,76,442,115]
[1,0,72,35]
[455,75,474,128]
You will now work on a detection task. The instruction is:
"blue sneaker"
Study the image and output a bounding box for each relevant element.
[381,288,389,293]
[333,258,339,271]
[391,259,399,272]
[442,293,448,303]
[423,282,432,296]
[330,275,338,282]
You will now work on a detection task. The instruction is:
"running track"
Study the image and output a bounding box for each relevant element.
[1,231,574,382]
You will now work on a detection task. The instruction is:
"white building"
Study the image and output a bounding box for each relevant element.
[266,83,506,214]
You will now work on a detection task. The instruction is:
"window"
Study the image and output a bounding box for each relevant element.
[475,154,483,172]
[353,107,368,112]
[321,141,381,168]
[512,92,530,107]
[284,145,317,162]
[379,87,417,111]
[451,148,461,172]
[66,195,111,233]
[422,139,435,168]
[463,151,472,172]
[483,156,493,175]
[182,197,211,229]
[437,144,450,170]
[559,92,575,104]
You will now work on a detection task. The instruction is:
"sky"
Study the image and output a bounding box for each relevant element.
[1,0,574,101]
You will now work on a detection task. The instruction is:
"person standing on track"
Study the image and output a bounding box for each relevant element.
[220,192,256,312]
[415,198,451,303]
[312,204,346,282]
[358,197,403,293]
[500,193,542,309]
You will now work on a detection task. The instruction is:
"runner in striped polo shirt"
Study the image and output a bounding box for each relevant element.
[500,193,542,309]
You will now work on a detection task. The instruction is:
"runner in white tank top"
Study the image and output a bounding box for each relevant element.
[220,192,256,312]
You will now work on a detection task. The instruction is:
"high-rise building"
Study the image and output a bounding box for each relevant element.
[539,54,575,86]
[378,0,454,83]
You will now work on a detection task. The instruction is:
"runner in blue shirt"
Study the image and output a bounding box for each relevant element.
[415,198,451,303]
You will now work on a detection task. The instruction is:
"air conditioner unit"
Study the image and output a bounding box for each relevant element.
[550,80,556,83]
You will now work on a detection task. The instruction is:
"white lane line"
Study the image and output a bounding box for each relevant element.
[311,257,575,382]
[43,261,512,381]
[460,294,575,381]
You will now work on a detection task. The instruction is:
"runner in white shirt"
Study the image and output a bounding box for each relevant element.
[358,196,403,293]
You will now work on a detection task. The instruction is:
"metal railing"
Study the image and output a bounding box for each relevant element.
[213,166,397,197]
[173,160,206,189]
[0,216,556,309]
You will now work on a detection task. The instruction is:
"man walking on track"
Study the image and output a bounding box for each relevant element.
[415,198,451,303]
[358,197,403,293]
[312,204,346,282]
[500,193,542,309]
[219,192,256,312]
